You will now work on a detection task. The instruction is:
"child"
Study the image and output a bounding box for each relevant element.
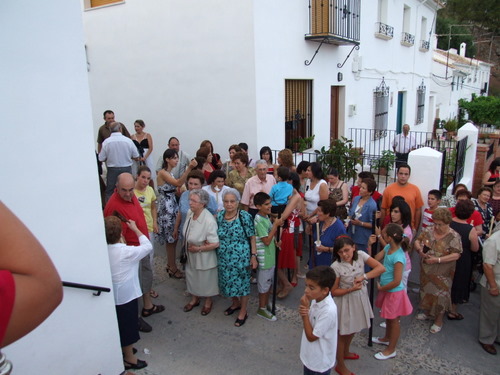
[372,224,413,360]
[277,172,306,298]
[270,166,293,215]
[299,265,338,375]
[254,192,283,321]
[331,236,385,375]
[421,189,442,229]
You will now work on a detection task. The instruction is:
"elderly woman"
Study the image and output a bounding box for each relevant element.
[105,216,152,370]
[489,180,500,217]
[414,208,462,334]
[216,188,257,327]
[449,200,479,320]
[203,170,230,212]
[473,187,494,239]
[309,199,347,267]
[182,189,220,316]
[226,151,255,196]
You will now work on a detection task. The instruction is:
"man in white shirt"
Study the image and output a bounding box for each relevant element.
[99,122,140,201]
[392,124,416,168]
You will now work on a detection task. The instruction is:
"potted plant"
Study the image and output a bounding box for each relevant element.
[370,150,396,176]
[443,118,458,138]
[293,135,315,152]
[315,136,361,181]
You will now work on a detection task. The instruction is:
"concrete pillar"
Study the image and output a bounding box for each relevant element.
[407,147,443,285]
[456,122,479,190]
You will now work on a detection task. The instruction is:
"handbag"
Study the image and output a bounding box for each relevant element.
[180,218,192,264]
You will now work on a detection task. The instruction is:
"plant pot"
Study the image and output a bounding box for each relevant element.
[378,167,388,176]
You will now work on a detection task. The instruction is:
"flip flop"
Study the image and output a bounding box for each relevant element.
[141,304,165,317]
[224,305,241,316]
[344,353,360,360]
[149,290,159,299]
[447,312,464,320]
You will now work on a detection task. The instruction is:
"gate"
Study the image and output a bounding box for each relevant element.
[453,136,468,187]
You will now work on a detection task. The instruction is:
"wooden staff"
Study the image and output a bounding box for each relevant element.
[368,210,379,347]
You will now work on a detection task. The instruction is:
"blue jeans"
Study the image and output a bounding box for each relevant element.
[303,366,331,375]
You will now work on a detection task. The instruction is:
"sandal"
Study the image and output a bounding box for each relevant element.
[124,359,148,370]
[430,324,442,334]
[166,265,184,279]
[447,312,464,320]
[149,290,159,299]
[183,299,200,312]
[142,304,165,317]
[201,302,213,316]
[224,305,241,316]
[344,353,360,360]
[416,313,430,321]
[234,313,248,327]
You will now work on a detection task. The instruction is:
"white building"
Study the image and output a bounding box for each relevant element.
[431,45,493,122]
[82,0,444,161]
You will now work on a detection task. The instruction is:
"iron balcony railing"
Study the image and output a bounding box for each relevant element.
[306,0,361,45]
[374,22,394,39]
[420,40,430,51]
[401,32,415,46]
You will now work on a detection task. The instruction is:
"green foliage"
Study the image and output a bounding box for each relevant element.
[440,0,500,35]
[459,95,500,126]
[369,150,396,173]
[436,16,476,57]
[443,118,459,132]
[293,135,315,152]
[314,136,361,181]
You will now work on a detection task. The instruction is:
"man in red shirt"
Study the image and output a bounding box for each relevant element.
[104,173,164,332]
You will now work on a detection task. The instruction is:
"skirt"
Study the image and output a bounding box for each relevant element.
[116,298,140,347]
[375,290,413,320]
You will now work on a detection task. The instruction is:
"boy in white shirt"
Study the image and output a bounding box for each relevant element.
[299,265,338,375]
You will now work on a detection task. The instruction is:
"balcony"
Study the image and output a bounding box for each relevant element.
[305,0,361,46]
[374,22,394,40]
[419,40,430,52]
[400,32,415,47]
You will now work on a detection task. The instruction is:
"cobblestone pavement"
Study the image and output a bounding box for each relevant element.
[127,250,498,375]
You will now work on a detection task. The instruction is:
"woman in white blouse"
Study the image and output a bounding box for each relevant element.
[182,189,220,315]
[105,216,152,371]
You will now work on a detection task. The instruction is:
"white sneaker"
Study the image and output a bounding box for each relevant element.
[257,308,277,322]
[374,351,397,360]
[372,337,390,346]
[379,321,386,328]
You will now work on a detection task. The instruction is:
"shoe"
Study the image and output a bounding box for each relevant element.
[257,308,277,322]
[234,313,248,327]
[183,299,200,312]
[142,304,165,317]
[201,303,212,316]
[447,312,464,320]
[277,286,293,299]
[124,359,148,370]
[430,324,442,334]
[417,313,430,321]
[224,305,241,316]
[267,303,280,313]
[479,342,497,355]
[138,317,152,333]
[344,353,359,360]
[372,337,389,346]
[374,351,397,360]
[379,321,386,328]
[291,282,298,287]
[166,265,184,279]
[335,366,356,375]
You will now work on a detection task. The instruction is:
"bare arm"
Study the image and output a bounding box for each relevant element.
[469,228,479,252]
[413,206,422,231]
[319,182,329,201]
[377,262,403,292]
[483,263,499,296]
[143,133,153,160]
[0,202,63,347]
[298,295,318,342]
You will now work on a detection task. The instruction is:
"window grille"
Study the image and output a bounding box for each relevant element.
[285,80,313,150]
[416,80,426,124]
[373,77,389,139]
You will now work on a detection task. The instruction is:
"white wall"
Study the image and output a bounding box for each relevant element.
[0,1,123,373]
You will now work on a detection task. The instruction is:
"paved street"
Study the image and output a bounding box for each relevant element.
[129,246,499,375]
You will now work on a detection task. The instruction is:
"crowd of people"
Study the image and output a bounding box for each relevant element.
[96,111,500,373]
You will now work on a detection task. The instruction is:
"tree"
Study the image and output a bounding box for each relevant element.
[459,95,500,126]
[436,16,475,57]
[440,0,500,35]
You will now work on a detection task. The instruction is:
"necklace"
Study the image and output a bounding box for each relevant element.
[322,218,334,233]
[225,211,238,221]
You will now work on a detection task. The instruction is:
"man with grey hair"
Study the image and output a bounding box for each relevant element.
[241,160,276,217]
[96,110,131,153]
[99,122,140,201]
[392,124,416,168]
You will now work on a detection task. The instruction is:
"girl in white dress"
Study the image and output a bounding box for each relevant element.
[331,236,385,375]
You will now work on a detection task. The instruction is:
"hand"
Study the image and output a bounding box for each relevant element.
[189,158,198,169]
[354,275,365,284]
[153,223,159,234]
[317,245,330,253]
[423,256,436,264]
[276,240,282,249]
[375,211,381,219]
[250,257,258,269]
[300,294,310,307]
[489,288,499,297]
[273,217,284,227]
[187,243,199,253]
[374,225,381,236]
[298,305,309,317]
[308,216,318,224]
[376,281,382,291]
[126,220,138,232]
[351,219,362,226]
[351,280,363,291]
[172,230,178,241]
[368,234,377,247]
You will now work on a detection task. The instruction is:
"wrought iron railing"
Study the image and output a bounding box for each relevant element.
[420,40,430,51]
[375,22,394,39]
[306,0,361,44]
[401,32,415,46]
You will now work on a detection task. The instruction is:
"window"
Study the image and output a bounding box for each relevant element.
[416,81,426,125]
[86,0,123,9]
[285,80,313,150]
[373,78,389,136]
[401,5,415,46]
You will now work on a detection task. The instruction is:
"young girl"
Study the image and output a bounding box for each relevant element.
[331,236,385,375]
[372,224,413,360]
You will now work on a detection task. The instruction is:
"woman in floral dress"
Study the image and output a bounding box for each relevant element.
[216,188,257,327]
